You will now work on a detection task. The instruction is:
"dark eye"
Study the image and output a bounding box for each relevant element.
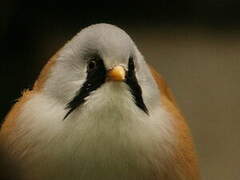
[87,60,97,72]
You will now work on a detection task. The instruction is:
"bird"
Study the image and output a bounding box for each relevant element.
[0,23,200,180]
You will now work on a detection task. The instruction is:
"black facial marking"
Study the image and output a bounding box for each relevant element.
[63,55,106,120]
[125,57,149,115]
[64,55,148,120]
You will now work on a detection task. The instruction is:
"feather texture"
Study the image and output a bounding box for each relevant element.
[149,66,200,180]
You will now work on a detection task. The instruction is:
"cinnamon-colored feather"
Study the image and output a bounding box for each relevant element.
[1,53,59,134]
[149,66,200,179]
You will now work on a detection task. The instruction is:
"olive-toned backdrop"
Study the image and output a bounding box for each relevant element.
[1,1,240,179]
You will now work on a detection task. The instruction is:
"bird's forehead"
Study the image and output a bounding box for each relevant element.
[68,24,134,66]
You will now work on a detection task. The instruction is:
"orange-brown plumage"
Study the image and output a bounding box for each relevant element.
[1,52,59,136]
[150,66,200,179]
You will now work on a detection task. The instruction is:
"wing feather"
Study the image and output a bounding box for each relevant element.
[149,65,201,180]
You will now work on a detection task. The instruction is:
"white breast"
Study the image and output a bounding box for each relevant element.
[4,83,179,180]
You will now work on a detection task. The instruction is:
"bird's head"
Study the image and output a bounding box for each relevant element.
[38,24,160,120]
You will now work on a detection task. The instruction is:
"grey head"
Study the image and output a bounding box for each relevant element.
[43,23,160,119]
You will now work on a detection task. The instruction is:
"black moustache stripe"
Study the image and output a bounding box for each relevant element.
[125,58,149,115]
[63,57,148,120]
[63,58,106,120]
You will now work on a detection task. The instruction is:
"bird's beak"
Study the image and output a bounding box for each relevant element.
[107,65,125,81]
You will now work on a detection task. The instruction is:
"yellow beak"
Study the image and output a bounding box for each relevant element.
[107,65,125,81]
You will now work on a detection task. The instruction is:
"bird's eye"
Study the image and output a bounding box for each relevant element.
[87,60,97,72]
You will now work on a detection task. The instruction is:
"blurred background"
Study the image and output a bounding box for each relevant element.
[1,0,240,179]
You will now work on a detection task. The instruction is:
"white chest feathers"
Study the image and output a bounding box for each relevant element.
[4,85,180,180]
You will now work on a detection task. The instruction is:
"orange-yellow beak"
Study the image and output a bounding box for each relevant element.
[107,65,125,81]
